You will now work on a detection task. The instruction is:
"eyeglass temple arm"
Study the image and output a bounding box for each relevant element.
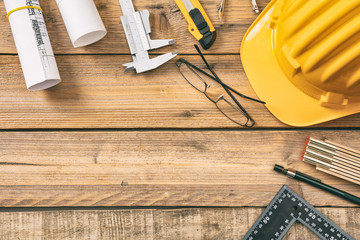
[177,59,255,127]
[195,45,265,105]
[177,59,256,128]
[193,45,256,124]
[178,58,265,105]
[178,57,254,124]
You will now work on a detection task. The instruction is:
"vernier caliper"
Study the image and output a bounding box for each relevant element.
[119,0,178,73]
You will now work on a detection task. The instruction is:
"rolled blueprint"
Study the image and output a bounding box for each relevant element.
[4,0,61,91]
[56,0,107,48]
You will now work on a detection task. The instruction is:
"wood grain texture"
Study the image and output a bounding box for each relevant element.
[0,0,359,236]
[0,208,358,239]
[1,55,359,129]
[0,0,270,54]
[0,130,359,207]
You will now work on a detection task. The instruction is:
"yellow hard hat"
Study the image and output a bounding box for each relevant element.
[241,0,360,126]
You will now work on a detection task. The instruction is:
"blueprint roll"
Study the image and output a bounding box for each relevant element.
[56,0,107,48]
[4,0,61,91]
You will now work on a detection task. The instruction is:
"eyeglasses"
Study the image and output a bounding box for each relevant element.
[176,44,265,127]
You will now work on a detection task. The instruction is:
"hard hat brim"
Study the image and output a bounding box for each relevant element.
[241,1,360,127]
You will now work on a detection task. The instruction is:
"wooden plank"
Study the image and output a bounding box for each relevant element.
[1,55,359,129]
[0,130,359,207]
[0,208,358,239]
[0,0,270,54]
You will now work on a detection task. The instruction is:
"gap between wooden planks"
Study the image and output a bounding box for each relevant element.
[0,55,359,129]
[0,130,359,207]
[0,0,270,54]
[0,208,358,239]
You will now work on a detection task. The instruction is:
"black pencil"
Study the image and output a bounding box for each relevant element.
[274,164,360,205]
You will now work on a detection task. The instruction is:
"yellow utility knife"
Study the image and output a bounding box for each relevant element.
[174,0,216,49]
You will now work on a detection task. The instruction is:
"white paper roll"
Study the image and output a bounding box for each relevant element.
[4,0,61,91]
[56,0,107,48]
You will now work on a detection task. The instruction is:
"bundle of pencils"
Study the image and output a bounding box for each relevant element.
[301,137,360,185]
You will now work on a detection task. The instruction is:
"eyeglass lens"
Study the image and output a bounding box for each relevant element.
[216,97,253,127]
[178,62,207,93]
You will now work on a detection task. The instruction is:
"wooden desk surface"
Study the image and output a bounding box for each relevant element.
[0,0,359,239]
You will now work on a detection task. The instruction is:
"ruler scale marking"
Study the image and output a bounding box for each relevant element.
[242,185,354,240]
[119,0,177,73]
